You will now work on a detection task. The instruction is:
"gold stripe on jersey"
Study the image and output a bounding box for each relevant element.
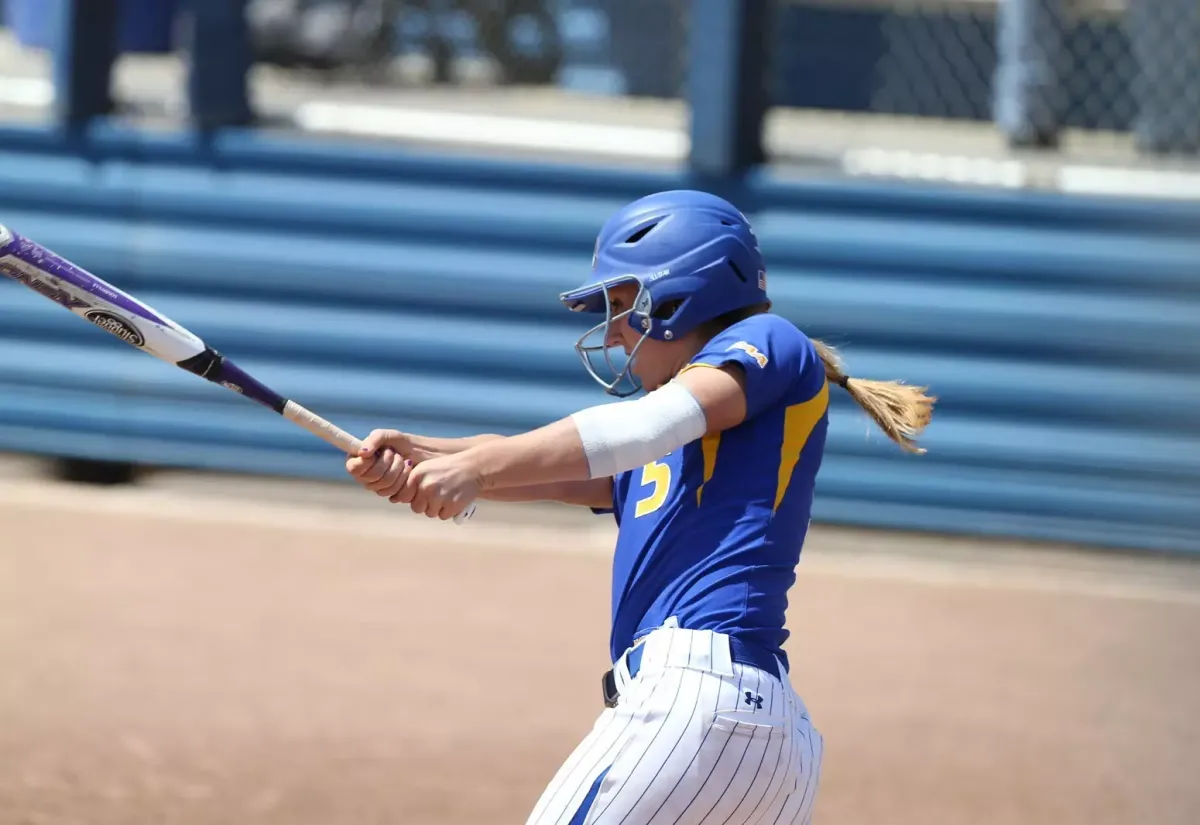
[695,432,722,506]
[774,379,829,511]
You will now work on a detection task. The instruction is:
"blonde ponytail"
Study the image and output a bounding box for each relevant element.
[812,339,936,455]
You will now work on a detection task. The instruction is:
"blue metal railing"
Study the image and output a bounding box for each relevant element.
[2,124,1198,552]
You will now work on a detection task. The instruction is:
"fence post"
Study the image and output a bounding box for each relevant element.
[51,0,120,128]
[687,0,770,178]
[1129,0,1200,155]
[185,0,254,129]
[992,0,1065,148]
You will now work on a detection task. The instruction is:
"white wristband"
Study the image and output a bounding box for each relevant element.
[570,381,708,479]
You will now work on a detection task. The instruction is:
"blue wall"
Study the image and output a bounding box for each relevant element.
[1,124,1199,553]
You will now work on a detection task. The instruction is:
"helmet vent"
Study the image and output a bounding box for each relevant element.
[720,219,737,226]
[624,223,658,244]
[727,260,748,282]
[652,299,683,320]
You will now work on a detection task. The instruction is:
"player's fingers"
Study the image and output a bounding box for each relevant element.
[358,449,397,485]
[345,452,383,480]
[365,454,405,493]
[407,467,437,516]
[375,458,412,498]
[389,488,415,505]
[409,487,431,516]
[359,429,399,457]
[390,465,421,505]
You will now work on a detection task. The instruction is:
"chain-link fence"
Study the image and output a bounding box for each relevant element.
[770,0,1200,156]
[3,0,1196,163]
[535,0,1200,160]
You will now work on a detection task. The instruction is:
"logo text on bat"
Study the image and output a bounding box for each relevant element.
[0,260,92,310]
[84,310,145,348]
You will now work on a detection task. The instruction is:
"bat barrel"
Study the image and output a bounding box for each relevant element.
[0,225,477,525]
[0,226,210,364]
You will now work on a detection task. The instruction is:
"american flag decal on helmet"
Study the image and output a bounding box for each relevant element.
[758,270,767,290]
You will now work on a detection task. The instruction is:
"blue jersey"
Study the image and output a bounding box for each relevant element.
[595,313,830,671]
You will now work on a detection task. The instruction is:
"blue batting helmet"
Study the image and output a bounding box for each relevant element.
[560,189,768,396]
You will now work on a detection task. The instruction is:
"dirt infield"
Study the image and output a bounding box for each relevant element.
[2,471,1199,825]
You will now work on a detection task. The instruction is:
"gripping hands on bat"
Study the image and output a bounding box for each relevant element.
[345,429,485,522]
[0,224,475,524]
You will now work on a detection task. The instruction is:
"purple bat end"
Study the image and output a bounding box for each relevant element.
[0,225,171,327]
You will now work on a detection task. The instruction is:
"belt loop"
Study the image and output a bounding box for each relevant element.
[612,632,651,697]
[639,626,668,674]
[613,649,634,696]
[711,632,735,677]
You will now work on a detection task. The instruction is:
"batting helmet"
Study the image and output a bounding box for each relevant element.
[560,189,768,396]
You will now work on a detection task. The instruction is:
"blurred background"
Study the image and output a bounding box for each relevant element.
[0,2,1198,824]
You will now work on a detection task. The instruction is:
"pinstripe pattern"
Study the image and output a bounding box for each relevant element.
[525,627,823,825]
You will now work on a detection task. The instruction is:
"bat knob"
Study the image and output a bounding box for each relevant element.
[454,502,477,525]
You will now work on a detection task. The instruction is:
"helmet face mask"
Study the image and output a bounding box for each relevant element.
[569,275,654,398]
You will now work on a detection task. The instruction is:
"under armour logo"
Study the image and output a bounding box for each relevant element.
[744,691,763,709]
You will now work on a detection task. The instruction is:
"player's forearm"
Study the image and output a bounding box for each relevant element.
[478,478,612,508]
[465,418,592,492]
[478,482,569,502]
[404,433,503,461]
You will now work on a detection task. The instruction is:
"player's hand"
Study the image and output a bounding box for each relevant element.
[345,447,413,500]
[356,428,419,459]
[391,453,481,521]
[353,429,459,464]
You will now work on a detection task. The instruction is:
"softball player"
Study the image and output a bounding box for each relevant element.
[346,190,935,824]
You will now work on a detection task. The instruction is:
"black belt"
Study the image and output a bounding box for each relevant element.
[601,636,784,708]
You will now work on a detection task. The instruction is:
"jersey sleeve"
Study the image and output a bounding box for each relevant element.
[681,314,818,420]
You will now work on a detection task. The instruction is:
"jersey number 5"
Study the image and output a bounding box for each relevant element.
[635,460,671,518]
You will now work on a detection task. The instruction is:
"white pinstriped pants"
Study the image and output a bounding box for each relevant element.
[525,623,824,825]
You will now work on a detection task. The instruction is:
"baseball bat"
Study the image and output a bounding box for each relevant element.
[0,224,476,524]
